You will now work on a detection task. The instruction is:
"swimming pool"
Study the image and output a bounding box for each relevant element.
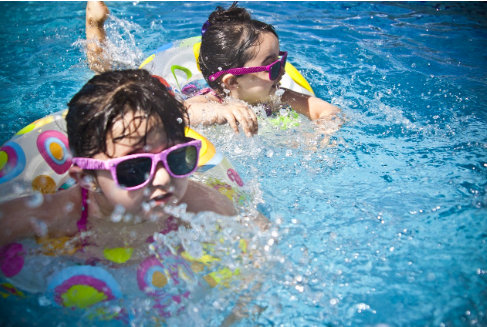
[1,1,486,326]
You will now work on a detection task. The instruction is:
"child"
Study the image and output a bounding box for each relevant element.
[85,1,341,138]
[0,69,237,261]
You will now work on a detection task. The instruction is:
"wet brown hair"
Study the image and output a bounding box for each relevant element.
[198,2,278,93]
[66,69,187,158]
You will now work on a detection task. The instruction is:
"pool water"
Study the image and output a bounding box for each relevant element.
[1,1,487,326]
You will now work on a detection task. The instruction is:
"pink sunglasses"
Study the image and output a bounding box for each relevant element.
[209,51,288,82]
[72,139,201,191]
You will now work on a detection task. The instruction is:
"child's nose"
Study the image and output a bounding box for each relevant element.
[151,162,172,187]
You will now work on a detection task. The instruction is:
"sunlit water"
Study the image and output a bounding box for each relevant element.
[1,2,486,326]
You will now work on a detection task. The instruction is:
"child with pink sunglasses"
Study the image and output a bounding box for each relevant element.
[0,69,237,258]
[86,1,341,138]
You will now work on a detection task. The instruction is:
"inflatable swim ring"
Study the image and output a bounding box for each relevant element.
[0,235,246,321]
[140,36,314,97]
[0,110,246,204]
[139,36,313,130]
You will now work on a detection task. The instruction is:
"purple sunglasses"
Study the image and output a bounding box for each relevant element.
[72,139,201,191]
[209,51,288,82]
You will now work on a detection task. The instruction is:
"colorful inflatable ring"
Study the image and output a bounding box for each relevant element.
[0,110,246,204]
[139,36,315,97]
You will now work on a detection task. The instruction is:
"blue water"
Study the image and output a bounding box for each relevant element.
[1,1,487,326]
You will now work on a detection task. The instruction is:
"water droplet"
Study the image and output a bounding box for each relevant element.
[38,296,51,306]
[25,192,44,208]
[153,232,163,243]
[64,202,74,213]
[30,217,48,237]
[142,201,150,212]
[111,204,125,222]
[123,213,133,223]
[12,182,25,195]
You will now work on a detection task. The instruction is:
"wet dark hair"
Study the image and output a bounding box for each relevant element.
[198,2,278,93]
[66,69,187,158]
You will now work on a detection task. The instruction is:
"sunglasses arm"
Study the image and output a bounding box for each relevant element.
[72,157,110,171]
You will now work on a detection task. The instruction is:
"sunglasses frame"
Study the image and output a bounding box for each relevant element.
[72,138,201,191]
[209,51,288,82]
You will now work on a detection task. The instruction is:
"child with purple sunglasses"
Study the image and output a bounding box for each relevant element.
[188,2,341,135]
[0,69,237,258]
[86,1,341,138]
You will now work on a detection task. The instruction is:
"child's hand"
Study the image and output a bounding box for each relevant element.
[86,1,111,73]
[216,102,258,137]
[314,114,343,135]
[86,1,109,27]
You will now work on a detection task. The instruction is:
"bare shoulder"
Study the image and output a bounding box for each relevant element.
[182,180,237,216]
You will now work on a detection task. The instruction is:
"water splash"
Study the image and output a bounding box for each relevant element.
[73,14,144,70]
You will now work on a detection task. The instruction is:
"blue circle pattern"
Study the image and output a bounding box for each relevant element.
[0,142,26,184]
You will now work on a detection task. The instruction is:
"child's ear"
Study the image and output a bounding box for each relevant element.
[69,166,98,191]
[222,74,239,91]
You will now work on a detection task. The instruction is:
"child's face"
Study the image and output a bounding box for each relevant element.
[233,32,284,105]
[92,113,189,218]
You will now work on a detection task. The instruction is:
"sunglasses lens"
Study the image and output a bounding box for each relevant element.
[270,62,282,80]
[167,145,198,176]
[116,157,152,189]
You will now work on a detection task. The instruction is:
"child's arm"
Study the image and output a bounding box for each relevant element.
[184,180,271,232]
[186,95,259,137]
[281,88,341,122]
[0,186,82,247]
[86,1,111,74]
[183,180,238,216]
